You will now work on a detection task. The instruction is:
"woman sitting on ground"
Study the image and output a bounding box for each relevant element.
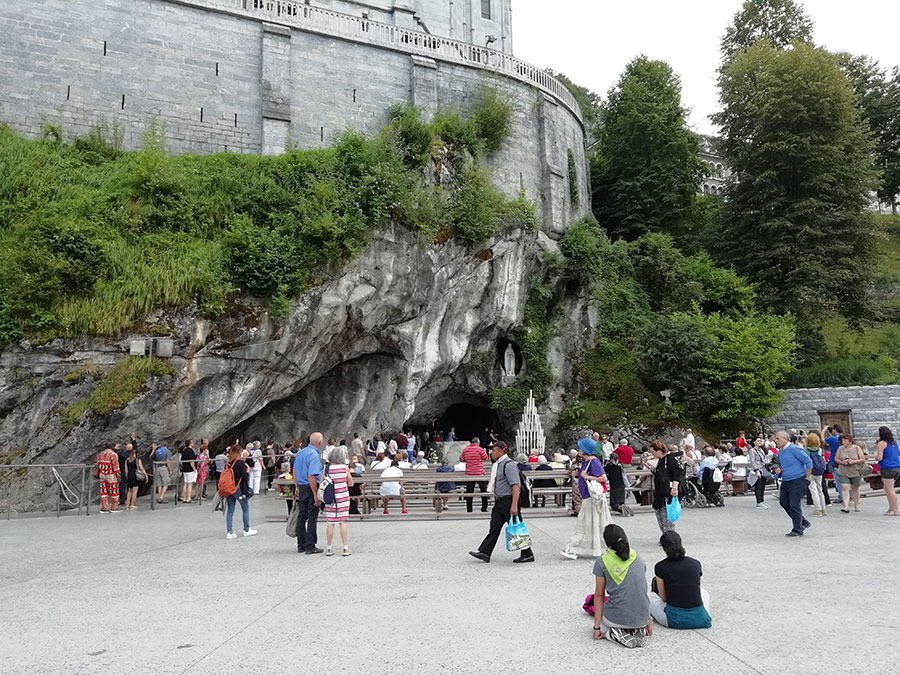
[648,531,711,629]
[591,524,652,648]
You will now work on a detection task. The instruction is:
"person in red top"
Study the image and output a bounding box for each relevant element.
[460,438,489,513]
[613,439,635,466]
[735,431,748,451]
[95,443,121,513]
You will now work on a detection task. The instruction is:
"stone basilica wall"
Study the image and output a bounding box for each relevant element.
[0,0,588,235]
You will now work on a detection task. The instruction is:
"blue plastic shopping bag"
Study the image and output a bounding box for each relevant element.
[666,496,682,523]
[505,516,532,551]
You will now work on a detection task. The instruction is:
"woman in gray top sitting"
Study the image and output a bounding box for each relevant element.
[592,524,652,648]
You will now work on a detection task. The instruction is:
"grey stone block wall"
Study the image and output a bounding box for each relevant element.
[0,0,588,234]
[764,385,900,444]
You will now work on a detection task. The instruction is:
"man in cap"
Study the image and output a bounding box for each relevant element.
[469,441,534,564]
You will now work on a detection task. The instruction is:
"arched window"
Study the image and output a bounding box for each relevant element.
[703,184,710,195]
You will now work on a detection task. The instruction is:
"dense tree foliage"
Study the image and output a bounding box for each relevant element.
[591,57,702,242]
[712,41,879,321]
[720,0,813,62]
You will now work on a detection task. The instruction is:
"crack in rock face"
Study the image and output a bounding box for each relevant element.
[0,225,595,511]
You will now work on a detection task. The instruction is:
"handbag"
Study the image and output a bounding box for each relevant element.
[135,468,146,482]
[666,496,682,523]
[286,498,299,537]
[587,478,608,500]
[505,516,532,552]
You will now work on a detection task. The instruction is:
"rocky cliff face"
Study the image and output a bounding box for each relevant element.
[0,223,595,511]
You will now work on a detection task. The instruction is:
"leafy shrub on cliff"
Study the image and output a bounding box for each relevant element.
[637,310,796,421]
[558,217,795,429]
[61,356,175,428]
[0,101,526,347]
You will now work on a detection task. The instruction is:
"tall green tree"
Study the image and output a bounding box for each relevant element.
[720,0,813,62]
[837,54,900,212]
[591,56,702,242]
[712,41,879,321]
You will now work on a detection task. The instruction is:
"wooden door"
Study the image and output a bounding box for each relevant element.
[819,411,851,434]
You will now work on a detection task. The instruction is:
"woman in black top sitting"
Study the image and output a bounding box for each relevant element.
[648,531,711,629]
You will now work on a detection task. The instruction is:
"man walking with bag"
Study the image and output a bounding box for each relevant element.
[469,442,535,564]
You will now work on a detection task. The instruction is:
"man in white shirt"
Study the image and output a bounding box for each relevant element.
[371,452,391,471]
[380,460,407,514]
[600,434,614,461]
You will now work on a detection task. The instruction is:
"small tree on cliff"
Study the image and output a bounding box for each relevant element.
[712,41,879,322]
[591,56,702,242]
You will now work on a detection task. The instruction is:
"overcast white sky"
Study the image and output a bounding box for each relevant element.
[512,0,900,134]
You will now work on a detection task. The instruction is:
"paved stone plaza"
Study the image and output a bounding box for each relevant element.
[1,492,897,675]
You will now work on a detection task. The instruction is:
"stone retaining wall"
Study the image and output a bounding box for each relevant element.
[765,385,900,443]
[0,0,589,235]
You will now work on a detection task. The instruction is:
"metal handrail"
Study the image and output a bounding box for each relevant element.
[186,0,583,124]
[0,464,91,519]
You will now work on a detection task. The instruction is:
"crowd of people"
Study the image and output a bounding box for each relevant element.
[95,425,900,558]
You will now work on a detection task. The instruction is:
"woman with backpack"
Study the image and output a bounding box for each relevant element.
[222,445,257,540]
[323,445,353,556]
[804,432,827,517]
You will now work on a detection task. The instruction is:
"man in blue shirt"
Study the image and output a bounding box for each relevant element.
[823,425,844,503]
[293,432,324,554]
[774,431,813,538]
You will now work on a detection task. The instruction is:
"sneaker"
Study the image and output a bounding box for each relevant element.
[802,520,811,530]
[306,547,324,555]
[108,509,121,513]
[785,531,803,538]
[560,548,578,560]
[756,503,769,510]
[607,626,644,649]
[99,509,109,514]
[243,529,257,537]
[226,532,237,540]
[325,546,334,556]
[342,547,351,557]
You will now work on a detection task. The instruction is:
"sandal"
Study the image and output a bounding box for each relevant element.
[885,511,900,516]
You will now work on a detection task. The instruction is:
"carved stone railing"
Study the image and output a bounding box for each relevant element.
[187,0,583,124]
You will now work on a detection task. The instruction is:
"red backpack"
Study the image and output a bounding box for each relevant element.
[218,461,238,497]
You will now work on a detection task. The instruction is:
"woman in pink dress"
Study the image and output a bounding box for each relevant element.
[196,441,210,499]
[324,445,353,556]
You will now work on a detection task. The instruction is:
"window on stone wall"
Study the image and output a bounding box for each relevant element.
[481,0,492,20]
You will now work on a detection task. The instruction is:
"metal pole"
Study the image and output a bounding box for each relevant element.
[56,476,61,518]
[7,482,11,520]
[79,467,85,516]
[86,477,92,516]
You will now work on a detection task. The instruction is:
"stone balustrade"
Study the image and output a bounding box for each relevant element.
[195,0,583,125]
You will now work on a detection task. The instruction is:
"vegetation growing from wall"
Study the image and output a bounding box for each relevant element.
[567,149,579,210]
[61,357,174,428]
[0,89,533,348]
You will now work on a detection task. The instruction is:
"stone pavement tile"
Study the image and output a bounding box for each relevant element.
[0,493,898,674]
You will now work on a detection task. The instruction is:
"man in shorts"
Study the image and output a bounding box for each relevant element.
[153,444,173,504]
